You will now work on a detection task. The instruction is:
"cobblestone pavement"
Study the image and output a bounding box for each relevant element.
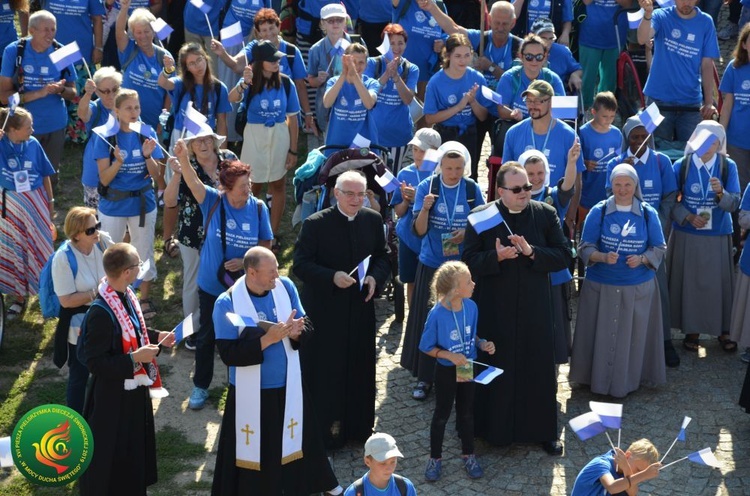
[302,15,750,494]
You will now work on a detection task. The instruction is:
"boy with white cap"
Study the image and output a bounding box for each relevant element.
[344,433,417,496]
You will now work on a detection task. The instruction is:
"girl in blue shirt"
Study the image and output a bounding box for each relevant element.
[668,121,741,353]
[419,260,495,482]
[424,33,491,181]
[571,163,667,397]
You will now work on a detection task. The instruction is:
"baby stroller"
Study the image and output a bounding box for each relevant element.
[316,145,406,322]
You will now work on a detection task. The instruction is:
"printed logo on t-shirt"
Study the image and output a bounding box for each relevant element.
[273,99,281,108]
[610,223,621,234]
[594,148,604,159]
[354,98,362,106]
[3,4,11,10]
[415,11,426,23]
[671,29,681,39]
[644,179,653,188]
[742,80,750,91]
[437,203,448,214]
[138,63,147,72]
[690,183,701,194]
[132,149,141,157]
[261,99,269,109]
[227,219,237,230]
[242,223,250,231]
[119,149,128,160]
[257,311,267,321]
[448,94,457,104]
[530,0,539,6]
[456,205,465,213]
[40,66,49,75]
[450,329,459,341]
[687,33,695,42]
[340,96,348,107]
[7,158,18,169]
[24,65,34,74]
[238,0,247,4]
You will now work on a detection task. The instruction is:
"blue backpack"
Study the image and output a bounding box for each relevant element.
[39,241,105,319]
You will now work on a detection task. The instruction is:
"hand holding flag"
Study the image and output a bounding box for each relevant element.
[1,93,19,131]
[92,113,119,150]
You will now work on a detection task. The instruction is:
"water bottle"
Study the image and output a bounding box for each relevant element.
[158,109,170,128]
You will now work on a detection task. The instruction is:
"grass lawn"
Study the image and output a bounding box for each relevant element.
[0,137,305,495]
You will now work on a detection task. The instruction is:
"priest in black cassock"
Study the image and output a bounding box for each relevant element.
[293,170,391,449]
[462,162,572,455]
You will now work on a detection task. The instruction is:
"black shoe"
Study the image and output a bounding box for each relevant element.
[664,340,680,368]
[541,440,563,456]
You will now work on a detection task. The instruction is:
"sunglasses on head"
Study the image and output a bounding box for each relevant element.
[500,184,534,194]
[84,221,102,236]
[523,53,545,62]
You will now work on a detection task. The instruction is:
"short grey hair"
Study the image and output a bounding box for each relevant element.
[128,8,156,35]
[93,66,123,86]
[335,170,367,190]
[490,1,515,18]
[29,10,56,31]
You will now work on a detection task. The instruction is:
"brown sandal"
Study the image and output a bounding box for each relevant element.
[163,236,180,258]
[718,335,738,352]
[683,337,701,352]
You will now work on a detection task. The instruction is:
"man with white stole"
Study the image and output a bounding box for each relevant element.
[211,246,342,496]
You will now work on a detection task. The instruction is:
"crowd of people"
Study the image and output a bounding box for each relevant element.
[2,0,750,493]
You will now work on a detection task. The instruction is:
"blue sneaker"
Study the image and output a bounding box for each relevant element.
[424,458,441,481]
[463,454,484,479]
[188,387,209,410]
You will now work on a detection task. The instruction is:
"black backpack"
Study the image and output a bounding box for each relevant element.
[677,153,729,199]
[430,174,478,206]
[12,38,73,94]
[235,73,292,136]
[350,474,408,496]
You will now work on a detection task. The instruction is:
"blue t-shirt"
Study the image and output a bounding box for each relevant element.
[423,67,491,130]
[82,100,114,187]
[168,79,232,131]
[719,60,750,151]
[412,176,486,268]
[244,39,307,81]
[739,184,750,276]
[419,299,479,366]
[570,450,618,496]
[605,149,677,212]
[466,30,518,89]
[579,122,623,209]
[496,67,566,118]
[0,40,76,134]
[213,277,304,387]
[364,56,419,147]
[307,34,355,132]
[118,40,167,129]
[241,77,301,125]
[531,186,572,285]
[0,1,19,51]
[359,0,390,22]
[393,0,444,82]
[223,0,271,34]
[546,43,581,83]
[93,128,163,217]
[503,118,585,184]
[582,199,665,285]
[197,186,273,296]
[0,136,56,190]
[324,75,380,150]
[42,0,105,65]
[343,472,418,496]
[644,7,720,105]
[672,154,740,236]
[524,0,573,31]
[578,0,627,50]
[390,164,433,253]
[296,0,359,36]
[184,0,222,37]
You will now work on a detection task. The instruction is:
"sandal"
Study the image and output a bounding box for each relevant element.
[412,381,432,401]
[6,299,25,321]
[718,335,738,353]
[139,299,158,321]
[163,236,180,259]
[683,336,701,352]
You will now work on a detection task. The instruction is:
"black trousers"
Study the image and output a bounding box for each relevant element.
[430,363,476,459]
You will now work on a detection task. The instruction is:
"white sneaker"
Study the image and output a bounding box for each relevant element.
[718,23,739,41]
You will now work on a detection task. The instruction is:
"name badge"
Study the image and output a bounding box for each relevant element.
[696,207,712,230]
[13,170,30,193]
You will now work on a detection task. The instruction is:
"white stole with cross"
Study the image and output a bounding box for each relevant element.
[231,277,303,470]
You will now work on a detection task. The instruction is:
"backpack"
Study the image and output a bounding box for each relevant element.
[482,32,521,65]
[12,38,72,95]
[235,73,293,136]
[350,474,408,496]
[121,43,171,74]
[677,153,728,200]
[39,240,106,319]
[505,65,557,105]
[430,174,478,207]
[373,56,411,81]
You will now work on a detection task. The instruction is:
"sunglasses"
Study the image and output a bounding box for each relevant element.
[500,184,534,194]
[523,53,545,62]
[84,221,102,236]
[97,85,120,95]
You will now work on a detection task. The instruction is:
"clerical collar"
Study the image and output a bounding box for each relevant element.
[627,147,650,165]
[336,204,358,221]
[508,208,523,214]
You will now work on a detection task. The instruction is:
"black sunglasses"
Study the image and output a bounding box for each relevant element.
[500,184,534,194]
[84,222,102,236]
[523,53,545,62]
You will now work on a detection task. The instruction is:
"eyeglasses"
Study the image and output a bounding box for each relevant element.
[128,260,144,271]
[500,184,534,194]
[83,221,102,236]
[97,85,120,95]
[524,97,550,106]
[522,53,545,62]
[325,17,345,24]
[187,57,206,69]
[192,136,214,145]
[338,189,365,199]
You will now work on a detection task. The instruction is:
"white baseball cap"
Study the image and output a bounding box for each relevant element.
[364,433,404,462]
[320,3,347,19]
